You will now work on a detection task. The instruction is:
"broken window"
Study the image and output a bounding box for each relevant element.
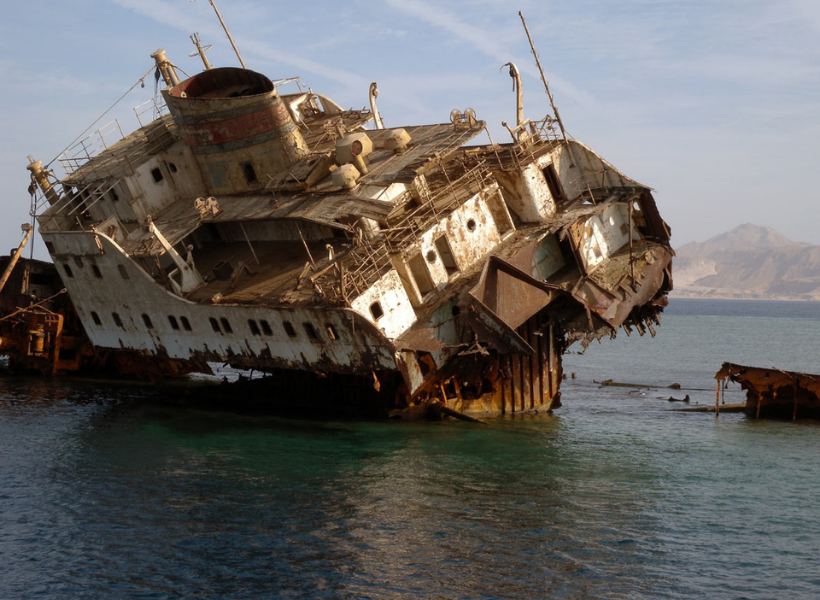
[242,162,258,184]
[303,323,319,341]
[408,252,435,297]
[220,318,233,334]
[209,317,221,333]
[542,164,566,204]
[370,302,384,321]
[434,235,459,277]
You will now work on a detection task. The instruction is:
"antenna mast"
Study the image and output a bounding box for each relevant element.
[519,11,567,141]
[195,0,247,69]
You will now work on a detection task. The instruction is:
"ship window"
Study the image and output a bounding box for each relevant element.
[451,305,461,317]
[112,312,124,328]
[181,316,192,331]
[142,313,154,329]
[151,167,164,183]
[168,315,180,330]
[118,264,129,279]
[91,265,102,279]
[303,323,319,340]
[220,318,233,333]
[282,321,297,338]
[63,264,74,278]
[542,164,566,204]
[168,163,178,173]
[435,235,459,276]
[242,162,258,184]
[210,317,221,332]
[248,319,261,335]
[408,252,435,297]
[370,302,384,321]
[326,324,339,341]
[466,219,477,232]
[426,250,437,263]
[260,320,273,336]
[91,311,101,326]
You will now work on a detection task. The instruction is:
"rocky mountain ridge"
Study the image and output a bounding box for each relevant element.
[672,224,820,300]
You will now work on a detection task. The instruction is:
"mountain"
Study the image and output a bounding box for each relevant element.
[673,224,820,300]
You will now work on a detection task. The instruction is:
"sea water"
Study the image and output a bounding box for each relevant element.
[1,299,819,599]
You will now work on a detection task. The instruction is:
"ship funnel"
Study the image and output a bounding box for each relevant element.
[163,67,307,195]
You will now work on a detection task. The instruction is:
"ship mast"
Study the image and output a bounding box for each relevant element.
[193,0,247,69]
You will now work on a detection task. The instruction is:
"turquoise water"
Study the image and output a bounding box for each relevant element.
[1,299,819,599]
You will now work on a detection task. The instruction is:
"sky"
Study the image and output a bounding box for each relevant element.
[1,0,818,261]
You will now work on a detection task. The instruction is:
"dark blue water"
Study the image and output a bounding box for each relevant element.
[1,299,819,599]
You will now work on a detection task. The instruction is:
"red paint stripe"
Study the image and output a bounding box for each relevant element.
[181,102,292,148]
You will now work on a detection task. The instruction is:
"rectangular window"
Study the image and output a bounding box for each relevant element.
[542,164,566,204]
[408,252,435,297]
[434,235,459,277]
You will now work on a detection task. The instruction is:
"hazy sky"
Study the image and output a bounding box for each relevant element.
[1,0,818,260]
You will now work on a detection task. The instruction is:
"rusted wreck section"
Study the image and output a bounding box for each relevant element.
[716,362,820,419]
[24,34,673,415]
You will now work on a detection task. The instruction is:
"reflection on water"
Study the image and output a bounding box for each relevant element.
[2,304,820,599]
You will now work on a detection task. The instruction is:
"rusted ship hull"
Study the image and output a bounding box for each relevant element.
[716,363,820,419]
[23,21,673,416]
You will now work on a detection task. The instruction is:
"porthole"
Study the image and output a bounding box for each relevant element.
[168,315,179,331]
[426,250,437,263]
[168,163,178,173]
[63,264,74,278]
[112,312,124,328]
[181,316,192,331]
[91,311,101,326]
[142,313,154,329]
[466,219,477,232]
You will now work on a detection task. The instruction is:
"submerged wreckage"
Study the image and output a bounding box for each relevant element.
[19,21,673,415]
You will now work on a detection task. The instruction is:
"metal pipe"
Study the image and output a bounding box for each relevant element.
[0,225,34,295]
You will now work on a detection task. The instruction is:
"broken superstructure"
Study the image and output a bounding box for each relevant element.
[23,25,673,415]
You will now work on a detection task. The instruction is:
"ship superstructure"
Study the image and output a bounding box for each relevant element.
[26,45,672,415]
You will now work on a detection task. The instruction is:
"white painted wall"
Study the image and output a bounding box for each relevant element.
[351,269,417,340]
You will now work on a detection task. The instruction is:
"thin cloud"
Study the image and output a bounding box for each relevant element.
[380,0,598,109]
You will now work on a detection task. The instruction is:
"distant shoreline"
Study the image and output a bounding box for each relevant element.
[670,291,820,302]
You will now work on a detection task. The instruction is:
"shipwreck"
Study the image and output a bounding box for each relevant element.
[18,15,673,415]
